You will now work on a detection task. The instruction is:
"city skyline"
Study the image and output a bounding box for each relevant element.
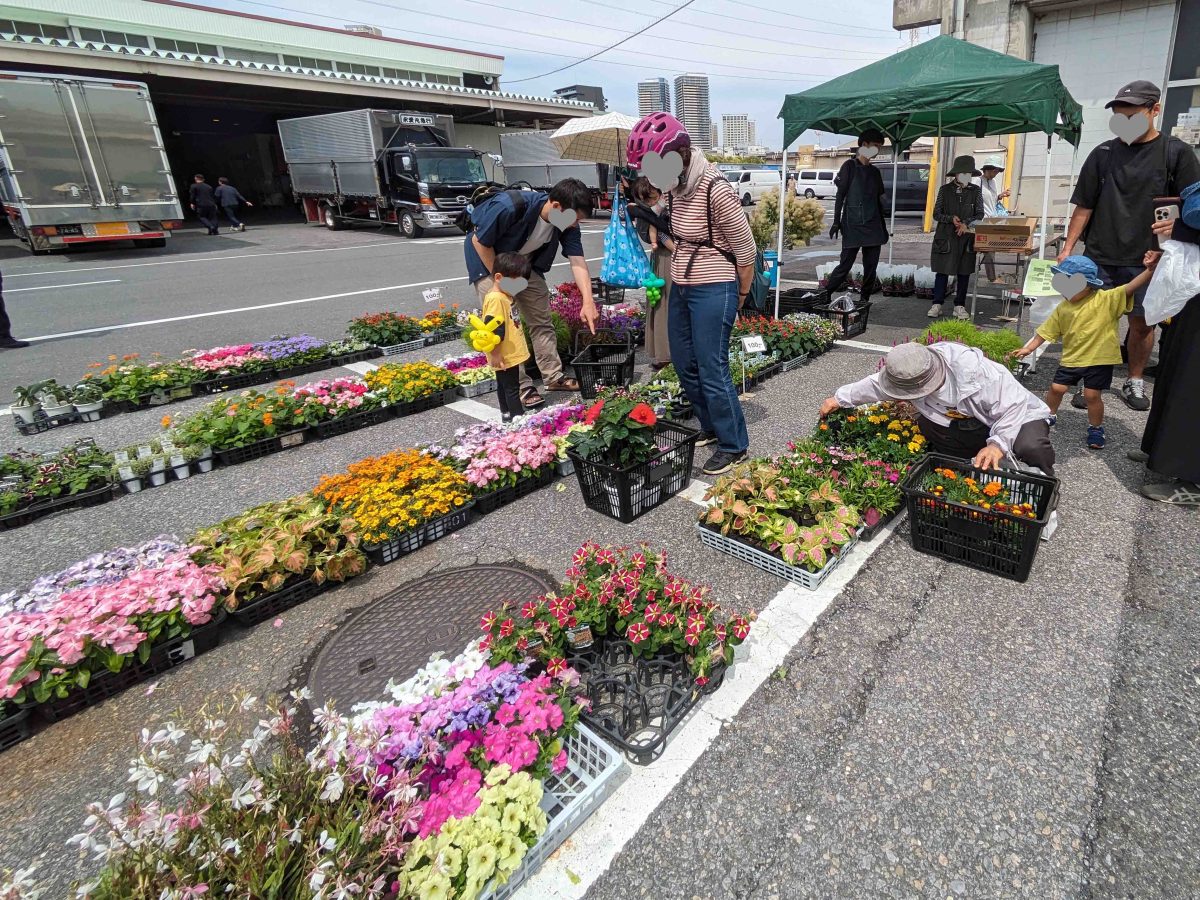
[673,72,712,150]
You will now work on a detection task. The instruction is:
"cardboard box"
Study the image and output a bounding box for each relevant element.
[974,216,1038,252]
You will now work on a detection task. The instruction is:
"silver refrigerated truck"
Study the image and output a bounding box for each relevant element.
[0,71,183,254]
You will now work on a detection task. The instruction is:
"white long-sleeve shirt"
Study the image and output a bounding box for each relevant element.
[834,342,1050,455]
[980,175,1000,218]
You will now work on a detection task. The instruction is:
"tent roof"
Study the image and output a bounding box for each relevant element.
[779,35,1083,149]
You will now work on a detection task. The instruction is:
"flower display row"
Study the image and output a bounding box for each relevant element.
[362,361,459,405]
[0,442,113,525]
[348,303,460,348]
[436,352,496,389]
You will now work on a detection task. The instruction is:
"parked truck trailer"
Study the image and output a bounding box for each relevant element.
[0,71,183,254]
[497,131,611,212]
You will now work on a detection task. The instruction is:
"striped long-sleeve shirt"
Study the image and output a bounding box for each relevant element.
[668,166,758,286]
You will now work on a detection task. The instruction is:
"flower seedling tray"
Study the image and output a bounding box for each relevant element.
[196,369,274,395]
[13,409,81,435]
[423,327,461,346]
[899,454,1058,583]
[273,360,329,380]
[859,508,903,542]
[455,379,498,399]
[590,277,626,305]
[0,705,32,753]
[310,405,393,439]
[779,354,810,374]
[213,428,308,467]
[567,638,714,766]
[363,502,474,566]
[391,387,457,419]
[229,576,327,627]
[482,724,625,899]
[569,422,699,524]
[814,301,872,339]
[695,522,858,590]
[473,465,556,516]
[570,343,636,400]
[662,400,693,422]
[35,612,227,724]
[326,348,382,367]
[377,337,426,356]
[0,481,114,532]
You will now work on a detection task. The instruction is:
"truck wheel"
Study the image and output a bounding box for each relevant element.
[399,211,424,239]
[742,193,753,207]
[804,188,816,199]
[322,204,342,231]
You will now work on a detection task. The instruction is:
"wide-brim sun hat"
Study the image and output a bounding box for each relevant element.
[1050,256,1105,288]
[879,343,947,401]
[948,155,981,177]
[981,156,1005,172]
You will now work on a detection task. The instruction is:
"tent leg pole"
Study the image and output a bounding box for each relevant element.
[889,147,899,264]
[775,143,788,319]
[1067,143,1081,207]
[1039,135,1052,259]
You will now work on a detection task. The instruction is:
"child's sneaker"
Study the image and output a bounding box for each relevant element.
[1047,415,1057,427]
[1087,424,1105,449]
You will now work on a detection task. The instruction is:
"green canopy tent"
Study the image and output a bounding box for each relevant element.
[774,35,1083,313]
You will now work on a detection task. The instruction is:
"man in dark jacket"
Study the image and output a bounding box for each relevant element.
[823,128,888,304]
[0,270,30,350]
[214,177,252,232]
[464,178,599,408]
[188,175,220,235]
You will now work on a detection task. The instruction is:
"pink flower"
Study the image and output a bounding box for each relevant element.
[551,749,568,774]
[627,622,650,644]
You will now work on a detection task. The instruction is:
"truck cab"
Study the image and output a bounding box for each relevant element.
[385,145,488,237]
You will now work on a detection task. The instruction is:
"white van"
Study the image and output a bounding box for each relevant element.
[795,168,837,199]
[725,169,781,205]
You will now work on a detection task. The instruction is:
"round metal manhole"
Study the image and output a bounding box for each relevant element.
[306,565,555,711]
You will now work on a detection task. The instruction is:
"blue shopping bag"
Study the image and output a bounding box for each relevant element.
[600,188,653,288]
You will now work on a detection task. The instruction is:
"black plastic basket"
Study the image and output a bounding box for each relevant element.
[899,454,1058,583]
[814,300,872,338]
[213,428,307,467]
[569,332,636,400]
[568,422,699,524]
[473,465,556,515]
[391,387,457,419]
[590,277,626,305]
[776,288,825,316]
[230,577,327,627]
[0,705,32,753]
[310,405,393,439]
[36,612,226,723]
[363,503,474,565]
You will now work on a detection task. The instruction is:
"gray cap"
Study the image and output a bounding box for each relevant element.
[880,343,946,400]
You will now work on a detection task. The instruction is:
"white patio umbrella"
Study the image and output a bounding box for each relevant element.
[550,111,639,167]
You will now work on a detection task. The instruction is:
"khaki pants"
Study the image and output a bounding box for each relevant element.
[474,272,562,392]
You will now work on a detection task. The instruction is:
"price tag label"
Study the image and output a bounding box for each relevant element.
[422,287,443,304]
[740,335,767,354]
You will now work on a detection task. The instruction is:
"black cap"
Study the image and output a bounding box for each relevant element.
[1105,80,1161,109]
[858,128,885,145]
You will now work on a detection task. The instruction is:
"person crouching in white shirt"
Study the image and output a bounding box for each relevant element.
[819,342,1055,474]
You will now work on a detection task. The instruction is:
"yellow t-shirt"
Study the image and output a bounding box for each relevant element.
[1036,286,1133,367]
[482,289,530,370]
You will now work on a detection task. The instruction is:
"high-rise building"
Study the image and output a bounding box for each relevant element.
[722,114,750,150]
[748,120,757,147]
[554,84,607,111]
[711,121,720,149]
[637,77,670,115]
[673,73,712,149]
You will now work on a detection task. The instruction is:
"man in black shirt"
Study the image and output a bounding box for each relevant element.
[188,174,220,235]
[1059,81,1200,411]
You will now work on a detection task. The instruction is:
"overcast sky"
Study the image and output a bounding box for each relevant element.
[210,0,928,149]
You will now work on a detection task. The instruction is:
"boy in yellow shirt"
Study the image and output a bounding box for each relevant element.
[1011,254,1157,449]
[480,252,533,421]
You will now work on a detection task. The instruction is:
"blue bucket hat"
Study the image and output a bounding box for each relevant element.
[1181,180,1200,229]
[1050,255,1104,288]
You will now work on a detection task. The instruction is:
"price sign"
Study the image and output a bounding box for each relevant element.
[1022,258,1060,298]
[740,335,767,354]
[422,287,443,304]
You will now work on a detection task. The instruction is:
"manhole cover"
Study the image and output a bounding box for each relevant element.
[306,565,554,711]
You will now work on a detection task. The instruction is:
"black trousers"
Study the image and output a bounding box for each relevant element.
[495,366,524,420]
[0,271,11,340]
[826,244,881,299]
[916,415,1055,476]
[196,205,219,232]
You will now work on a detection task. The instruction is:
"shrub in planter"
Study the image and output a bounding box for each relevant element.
[463,430,559,501]
[749,188,824,251]
[9,384,40,424]
[417,303,459,334]
[170,386,303,451]
[86,355,196,404]
[732,315,821,361]
[567,392,661,469]
[72,381,106,420]
[36,379,75,416]
[362,360,458,405]
[346,310,423,346]
[781,440,904,530]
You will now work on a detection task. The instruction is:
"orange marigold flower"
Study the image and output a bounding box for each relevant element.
[161,415,172,428]
[262,412,274,426]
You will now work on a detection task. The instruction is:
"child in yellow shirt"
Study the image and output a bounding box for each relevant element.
[481,252,533,421]
[1011,254,1157,450]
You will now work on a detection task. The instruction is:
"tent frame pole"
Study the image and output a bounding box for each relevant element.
[1038,134,1053,258]
[888,132,899,264]
[774,143,789,319]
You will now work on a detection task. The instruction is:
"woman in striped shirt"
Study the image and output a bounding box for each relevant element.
[627,113,758,475]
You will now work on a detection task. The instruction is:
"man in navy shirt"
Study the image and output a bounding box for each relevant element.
[466,177,598,407]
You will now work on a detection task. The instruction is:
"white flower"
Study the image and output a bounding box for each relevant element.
[286,820,303,844]
[220,836,241,857]
[289,687,313,703]
[183,741,217,766]
[128,758,164,795]
[319,771,345,803]
[317,830,337,853]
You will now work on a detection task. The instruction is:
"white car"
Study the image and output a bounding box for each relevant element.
[725,169,782,205]
[795,168,837,199]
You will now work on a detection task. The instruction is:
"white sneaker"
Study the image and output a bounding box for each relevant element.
[953,306,970,321]
[927,303,942,318]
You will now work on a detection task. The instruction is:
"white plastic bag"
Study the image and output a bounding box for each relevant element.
[1143,239,1200,325]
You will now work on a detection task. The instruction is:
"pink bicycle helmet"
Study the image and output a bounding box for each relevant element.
[627,112,691,169]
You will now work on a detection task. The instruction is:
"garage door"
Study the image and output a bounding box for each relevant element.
[1019,0,1176,214]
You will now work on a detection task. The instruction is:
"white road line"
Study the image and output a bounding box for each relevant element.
[6,279,120,293]
[22,256,603,343]
[447,398,502,422]
[678,478,712,507]
[516,516,903,899]
[340,361,380,375]
[838,338,893,352]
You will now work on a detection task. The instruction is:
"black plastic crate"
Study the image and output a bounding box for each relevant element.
[363,503,474,565]
[0,481,114,532]
[814,300,872,339]
[310,405,393,439]
[570,341,636,400]
[424,327,461,346]
[473,465,556,515]
[213,428,307,467]
[230,577,327,627]
[568,422,699,524]
[391,387,457,419]
[13,409,79,435]
[899,454,1058,583]
[273,360,328,380]
[196,369,273,395]
[325,348,382,368]
[0,705,32,753]
[36,612,226,723]
[776,287,825,316]
[590,277,626,305]
[858,507,903,542]
[568,637,721,765]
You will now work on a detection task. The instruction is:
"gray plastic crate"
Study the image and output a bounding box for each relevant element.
[695,522,857,590]
[378,338,426,356]
[456,378,498,398]
[483,723,625,900]
[779,354,809,373]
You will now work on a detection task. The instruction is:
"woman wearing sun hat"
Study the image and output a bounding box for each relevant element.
[929,155,985,320]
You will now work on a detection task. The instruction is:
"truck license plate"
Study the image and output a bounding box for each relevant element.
[89,222,132,236]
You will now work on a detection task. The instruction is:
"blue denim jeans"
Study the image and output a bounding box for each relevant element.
[667,281,749,454]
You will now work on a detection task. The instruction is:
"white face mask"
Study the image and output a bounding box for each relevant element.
[858,145,879,160]
[956,173,972,185]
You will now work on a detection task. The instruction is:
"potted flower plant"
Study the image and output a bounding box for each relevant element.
[9,385,40,425]
[37,380,75,418]
[71,381,105,421]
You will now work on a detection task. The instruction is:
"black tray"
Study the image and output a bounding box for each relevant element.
[0,705,32,753]
[213,429,307,467]
[230,577,327,627]
[0,481,114,531]
[195,369,275,395]
[391,388,457,419]
[473,465,556,515]
[310,405,393,439]
[363,503,474,565]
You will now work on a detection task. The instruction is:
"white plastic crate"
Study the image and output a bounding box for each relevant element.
[779,354,809,374]
[483,724,626,900]
[378,338,426,356]
[456,379,498,398]
[695,522,857,590]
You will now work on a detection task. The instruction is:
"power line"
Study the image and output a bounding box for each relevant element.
[639,0,898,35]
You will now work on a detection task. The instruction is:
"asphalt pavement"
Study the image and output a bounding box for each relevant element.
[0,221,1196,899]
